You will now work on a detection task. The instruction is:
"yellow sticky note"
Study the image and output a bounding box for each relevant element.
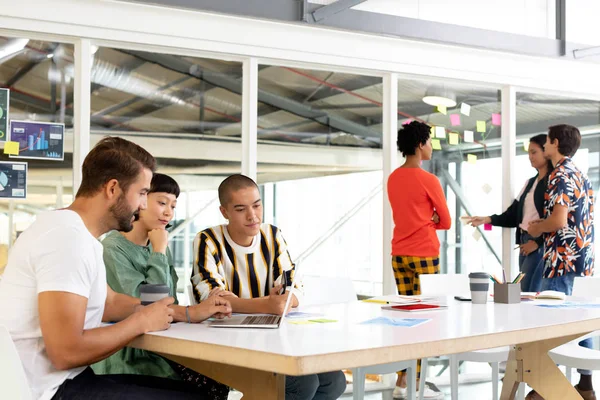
[430,126,435,136]
[431,139,442,150]
[437,105,447,115]
[476,121,486,133]
[523,139,530,151]
[448,132,459,145]
[3,141,19,155]
[288,320,315,325]
[467,154,477,164]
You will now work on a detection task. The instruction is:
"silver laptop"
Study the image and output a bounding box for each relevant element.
[209,265,300,329]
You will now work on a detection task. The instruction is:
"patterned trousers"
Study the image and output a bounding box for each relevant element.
[392,255,440,381]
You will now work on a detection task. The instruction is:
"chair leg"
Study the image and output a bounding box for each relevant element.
[419,358,428,400]
[352,368,365,400]
[491,362,499,400]
[406,360,417,400]
[566,366,572,383]
[450,354,459,400]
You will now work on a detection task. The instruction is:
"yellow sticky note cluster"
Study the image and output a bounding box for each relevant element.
[3,141,19,155]
[448,133,459,145]
[431,139,442,150]
[467,154,477,164]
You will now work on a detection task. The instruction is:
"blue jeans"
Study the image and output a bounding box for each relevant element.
[518,233,544,292]
[286,371,347,400]
[541,274,593,376]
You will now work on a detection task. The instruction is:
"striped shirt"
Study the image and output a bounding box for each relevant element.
[192,223,298,303]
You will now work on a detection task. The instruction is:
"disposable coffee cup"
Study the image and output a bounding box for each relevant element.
[140,284,170,305]
[468,272,490,304]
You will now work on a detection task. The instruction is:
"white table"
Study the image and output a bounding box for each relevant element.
[129,299,600,399]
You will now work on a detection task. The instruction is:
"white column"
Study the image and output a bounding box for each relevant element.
[242,58,258,181]
[382,73,398,295]
[73,39,92,195]
[8,200,14,248]
[501,86,517,279]
[183,191,191,302]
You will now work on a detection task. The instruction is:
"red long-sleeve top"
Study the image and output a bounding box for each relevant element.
[387,167,452,257]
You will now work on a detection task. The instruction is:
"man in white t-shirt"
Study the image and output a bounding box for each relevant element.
[0,137,230,400]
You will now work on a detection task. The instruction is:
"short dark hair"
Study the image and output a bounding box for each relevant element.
[76,136,156,198]
[548,124,581,157]
[150,173,180,198]
[528,134,554,171]
[218,174,258,206]
[397,121,431,157]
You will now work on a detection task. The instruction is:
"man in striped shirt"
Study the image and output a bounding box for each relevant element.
[192,174,346,400]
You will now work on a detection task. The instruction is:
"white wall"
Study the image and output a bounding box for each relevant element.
[310,0,554,38]
[567,0,600,46]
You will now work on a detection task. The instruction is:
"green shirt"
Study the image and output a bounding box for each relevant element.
[91,230,180,379]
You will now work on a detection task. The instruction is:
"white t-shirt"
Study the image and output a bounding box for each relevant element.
[518,178,541,232]
[0,210,106,400]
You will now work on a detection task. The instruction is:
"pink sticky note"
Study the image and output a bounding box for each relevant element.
[450,114,461,126]
[491,113,501,126]
[402,119,413,125]
[484,223,492,231]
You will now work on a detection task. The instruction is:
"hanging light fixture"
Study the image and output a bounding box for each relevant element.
[422,85,457,108]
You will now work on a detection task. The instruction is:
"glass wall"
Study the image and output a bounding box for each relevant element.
[396,78,503,276]
[257,65,383,295]
[0,37,74,274]
[90,46,243,292]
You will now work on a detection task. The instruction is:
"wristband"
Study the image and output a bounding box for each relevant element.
[185,306,192,323]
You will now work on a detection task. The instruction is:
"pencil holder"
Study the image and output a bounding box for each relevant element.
[494,283,521,304]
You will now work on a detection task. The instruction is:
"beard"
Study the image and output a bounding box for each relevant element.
[109,193,137,232]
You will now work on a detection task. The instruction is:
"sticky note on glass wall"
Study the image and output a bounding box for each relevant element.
[464,130,474,143]
[482,183,492,194]
[523,139,530,151]
[431,139,442,150]
[402,119,413,125]
[460,102,471,116]
[476,120,486,133]
[435,126,446,139]
[437,105,447,115]
[472,229,482,241]
[448,132,459,145]
[450,114,461,126]
[3,141,19,155]
[491,113,501,126]
[484,223,492,231]
[467,154,477,164]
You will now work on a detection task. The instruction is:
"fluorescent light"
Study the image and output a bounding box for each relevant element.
[422,85,457,108]
[0,38,30,61]
[46,53,54,59]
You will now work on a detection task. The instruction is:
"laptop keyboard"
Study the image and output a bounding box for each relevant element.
[241,315,280,325]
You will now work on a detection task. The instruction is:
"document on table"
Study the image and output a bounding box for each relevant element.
[360,317,431,328]
[536,301,600,309]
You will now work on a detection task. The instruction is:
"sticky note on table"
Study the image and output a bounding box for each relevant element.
[484,223,492,231]
[491,113,501,126]
[3,141,19,155]
[431,139,442,150]
[288,320,316,325]
[448,132,459,145]
[460,103,471,116]
[472,229,482,241]
[467,154,477,164]
[450,114,461,126]
[482,183,492,194]
[309,319,337,323]
[476,121,486,133]
[435,126,446,139]
[523,139,530,151]
[464,130,474,143]
[437,105,447,115]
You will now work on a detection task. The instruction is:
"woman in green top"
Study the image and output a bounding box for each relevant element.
[92,173,231,399]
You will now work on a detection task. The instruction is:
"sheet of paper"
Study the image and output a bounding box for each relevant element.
[360,317,431,328]
[286,311,325,319]
[491,113,501,126]
[3,141,19,155]
[467,154,477,164]
[450,114,461,126]
[431,139,442,150]
[464,130,474,143]
[448,132,459,145]
[435,126,446,139]
[472,229,482,241]
[309,318,338,323]
[476,121,486,133]
[460,103,471,116]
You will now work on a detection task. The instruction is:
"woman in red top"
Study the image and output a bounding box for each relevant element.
[387,121,451,400]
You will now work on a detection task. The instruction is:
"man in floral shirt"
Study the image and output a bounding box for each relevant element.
[528,124,595,400]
